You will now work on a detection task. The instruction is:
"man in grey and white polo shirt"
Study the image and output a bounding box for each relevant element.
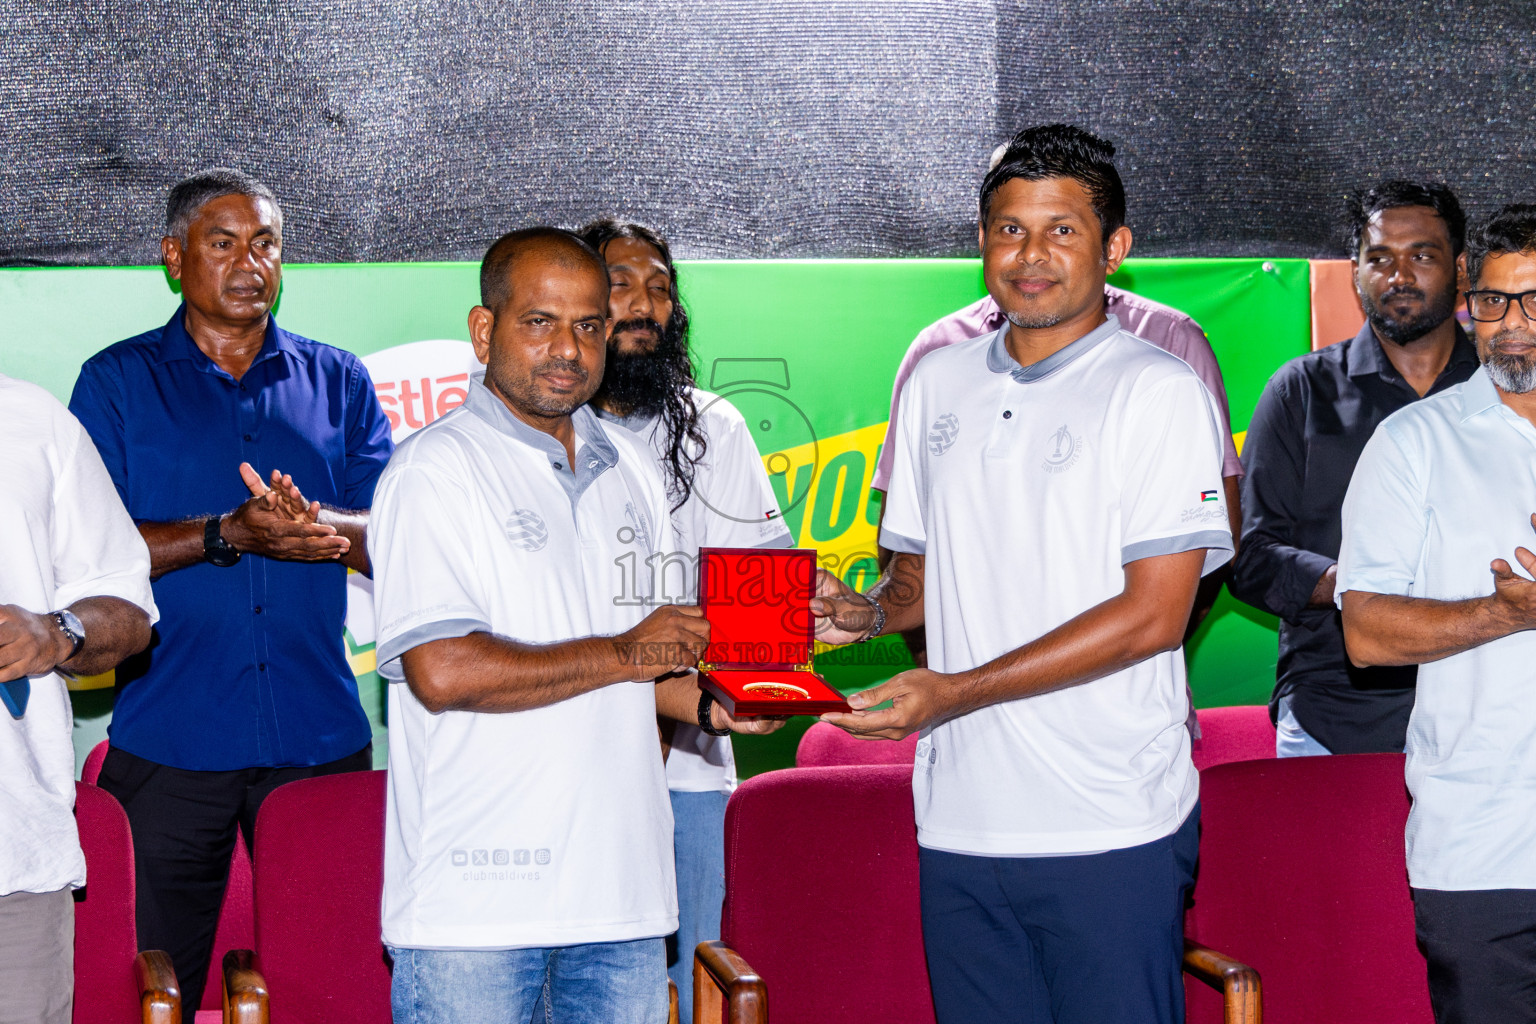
[1339,202,1536,1024]
[1,372,156,1023]
[578,218,793,1024]
[814,125,1231,1024]
[369,227,769,1024]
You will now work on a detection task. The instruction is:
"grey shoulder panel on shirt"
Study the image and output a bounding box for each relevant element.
[756,531,797,549]
[376,617,492,681]
[1122,530,1232,566]
[879,527,926,555]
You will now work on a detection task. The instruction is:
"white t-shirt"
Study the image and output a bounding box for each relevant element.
[370,377,678,949]
[0,374,156,896]
[597,389,793,794]
[1336,368,1536,891]
[881,318,1231,856]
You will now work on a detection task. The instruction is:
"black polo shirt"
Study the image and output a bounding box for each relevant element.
[1229,322,1480,754]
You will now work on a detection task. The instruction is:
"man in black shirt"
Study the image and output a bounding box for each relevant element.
[1231,180,1479,755]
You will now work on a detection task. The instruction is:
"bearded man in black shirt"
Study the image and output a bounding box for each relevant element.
[1231,180,1479,756]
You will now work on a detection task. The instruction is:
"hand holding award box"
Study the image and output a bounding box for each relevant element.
[696,547,851,717]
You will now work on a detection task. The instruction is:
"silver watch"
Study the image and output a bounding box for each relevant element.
[856,594,887,643]
[51,609,85,661]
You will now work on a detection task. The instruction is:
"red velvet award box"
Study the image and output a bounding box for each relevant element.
[697,547,851,717]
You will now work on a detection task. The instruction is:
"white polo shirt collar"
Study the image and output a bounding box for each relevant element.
[984,314,1123,383]
[462,373,618,505]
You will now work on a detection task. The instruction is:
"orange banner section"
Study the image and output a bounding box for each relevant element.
[1309,259,1364,350]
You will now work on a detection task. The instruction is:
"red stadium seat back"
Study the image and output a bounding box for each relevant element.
[83,740,254,1012]
[795,721,919,768]
[73,781,141,1024]
[721,765,934,1024]
[1191,705,1277,771]
[1186,754,1430,1024]
[82,738,109,785]
[253,770,390,1024]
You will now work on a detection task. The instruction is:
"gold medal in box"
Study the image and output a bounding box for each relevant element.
[696,547,851,717]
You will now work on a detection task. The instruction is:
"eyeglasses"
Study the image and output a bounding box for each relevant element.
[1465,289,1536,323]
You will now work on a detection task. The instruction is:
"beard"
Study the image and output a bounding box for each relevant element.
[1005,308,1063,329]
[1483,329,1536,394]
[592,315,693,417]
[1362,284,1458,345]
[488,355,593,418]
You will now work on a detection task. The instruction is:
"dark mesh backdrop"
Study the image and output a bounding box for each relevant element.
[2,0,1530,265]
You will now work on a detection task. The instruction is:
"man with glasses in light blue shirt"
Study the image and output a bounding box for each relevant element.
[1339,202,1536,1024]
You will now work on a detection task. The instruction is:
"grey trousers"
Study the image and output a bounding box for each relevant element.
[0,888,73,1024]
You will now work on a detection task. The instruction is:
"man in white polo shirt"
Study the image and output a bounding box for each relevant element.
[1,372,156,1023]
[814,125,1231,1024]
[369,228,762,1023]
[1338,203,1536,1024]
[578,218,793,1024]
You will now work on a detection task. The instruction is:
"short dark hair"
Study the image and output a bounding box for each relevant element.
[478,227,608,313]
[1345,180,1466,259]
[979,124,1126,247]
[165,168,281,241]
[1466,204,1536,287]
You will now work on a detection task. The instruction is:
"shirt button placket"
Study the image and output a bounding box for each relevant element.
[985,385,1022,459]
[241,375,274,761]
[239,376,258,458]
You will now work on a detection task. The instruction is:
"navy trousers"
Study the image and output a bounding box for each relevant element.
[919,805,1199,1024]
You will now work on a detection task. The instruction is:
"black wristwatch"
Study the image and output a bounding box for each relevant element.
[204,515,242,567]
[50,609,85,662]
[697,689,732,737]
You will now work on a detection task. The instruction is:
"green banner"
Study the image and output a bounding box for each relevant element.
[0,258,1309,775]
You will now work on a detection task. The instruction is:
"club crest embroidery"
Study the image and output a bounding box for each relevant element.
[927,413,960,456]
[1043,424,1084,473]
[504,508,549,551]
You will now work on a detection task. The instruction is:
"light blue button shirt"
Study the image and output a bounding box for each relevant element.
[1337,366,1536,890]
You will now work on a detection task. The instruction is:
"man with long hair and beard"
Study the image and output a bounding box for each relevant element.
[578,220,792,1023]
[1231,180,1479,758]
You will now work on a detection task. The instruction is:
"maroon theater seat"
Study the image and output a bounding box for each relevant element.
[699,765,933,1024]
[697,765,1257,1024]
[240,769,390,1024]
[1192,704,1278,771]
[1185,754,1430,1024]
[73,781,181,1023]
[83,740,255,1016]
[221,769,677,1024]
[795,721,919,767]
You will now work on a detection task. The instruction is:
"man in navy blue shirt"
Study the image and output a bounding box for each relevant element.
[69,168,394,1011]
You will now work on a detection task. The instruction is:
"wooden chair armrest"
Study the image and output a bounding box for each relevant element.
[693,940,767,1024]
[222,949,270,1024]
[668,977,679,1024]
[134,950,180,1024]
[1182,938,1262,1024]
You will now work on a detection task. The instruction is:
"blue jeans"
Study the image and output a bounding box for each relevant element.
[1275,695,1333,758]
[919,806,1200,1024]
[389,938,668,1024]
[667,788,728,1024]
